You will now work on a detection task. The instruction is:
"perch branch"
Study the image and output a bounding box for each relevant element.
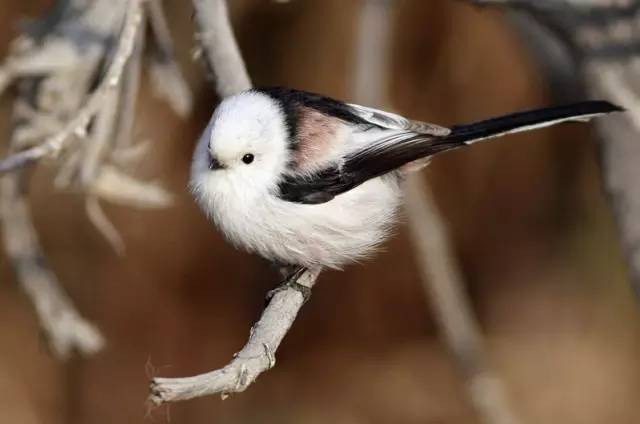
[149,0,319,404]
[150,268,319,403]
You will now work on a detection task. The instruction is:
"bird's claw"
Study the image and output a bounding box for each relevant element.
[265,266,311,304]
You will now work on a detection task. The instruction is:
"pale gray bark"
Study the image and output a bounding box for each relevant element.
[149,0,320,404]
[150,268,319,404]
[192,0,252,97]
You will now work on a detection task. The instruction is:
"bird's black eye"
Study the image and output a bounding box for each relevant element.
[242,153,254,164]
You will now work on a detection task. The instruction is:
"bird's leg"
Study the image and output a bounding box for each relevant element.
[266,265,312,304]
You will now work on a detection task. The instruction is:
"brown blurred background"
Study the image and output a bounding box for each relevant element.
[1,1,639,423]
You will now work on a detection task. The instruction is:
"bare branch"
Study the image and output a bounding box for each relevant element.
[0,0,145,176]
[466,0,640,312]
[81,87,126,253]
[0,0,130,359]
[588,62,640,297]
[352,0,393,106]
[80,89,120,187]
[85,195,126,256]
[114,10,145,151]
[147,0,193,117]
[354,2,524,423]
[90,165,173,209]
[405,178,524,424]
[0,170,104,358]
[0,65,13,97]
[192,0,252,96]
[0,0,153,359]
[593,64,640,132]
[150,268,319,404]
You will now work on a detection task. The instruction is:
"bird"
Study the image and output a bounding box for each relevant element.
[190,86,621,284]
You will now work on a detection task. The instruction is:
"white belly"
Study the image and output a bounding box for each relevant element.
[209,175,403,269]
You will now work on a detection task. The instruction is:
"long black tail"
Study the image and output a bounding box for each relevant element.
[445,100,622,145]
[346,100,622,184]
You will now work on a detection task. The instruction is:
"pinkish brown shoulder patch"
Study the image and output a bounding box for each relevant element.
[293,107,346,173]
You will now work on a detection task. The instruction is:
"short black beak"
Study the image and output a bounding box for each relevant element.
[209,155,224,170]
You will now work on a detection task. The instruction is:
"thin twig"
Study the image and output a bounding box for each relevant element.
[149,0,319,404]
[81,7,148,254]
[147,0,193,117]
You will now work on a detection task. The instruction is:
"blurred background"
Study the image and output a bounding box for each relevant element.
[1,1,639,423]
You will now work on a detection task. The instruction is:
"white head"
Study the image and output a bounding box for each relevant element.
[190,91,291,207]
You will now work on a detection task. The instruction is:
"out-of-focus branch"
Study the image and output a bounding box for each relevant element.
[589,63,640,294]
[0,0,140,359]
[352,0,393,106]
[465,0,640,305]
[82,7,147,255]
[0,0,144,176]
[149,0,320,404]
[0,169,104,358]
[404,179,523,424]
[147,0,193,117]
[0,0,181,359]
[192,0,251,98]
[354,1,524,423]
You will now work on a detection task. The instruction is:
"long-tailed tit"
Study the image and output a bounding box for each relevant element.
[190,87,620,278]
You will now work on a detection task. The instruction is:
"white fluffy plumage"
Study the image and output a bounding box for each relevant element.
[190,91,402,269]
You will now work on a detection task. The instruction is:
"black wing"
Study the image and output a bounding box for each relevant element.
[277,100,621,204]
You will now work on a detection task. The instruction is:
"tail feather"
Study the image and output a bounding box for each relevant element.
[345,100,622,185]
[445,100,622,145]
